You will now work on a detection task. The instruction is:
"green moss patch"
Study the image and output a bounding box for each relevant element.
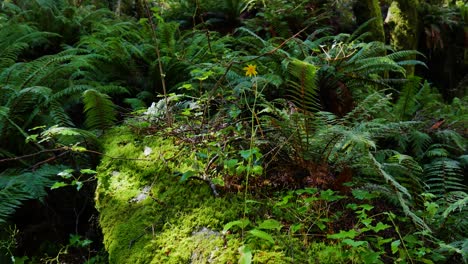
[95,126,246,263]
[95,126,372,263]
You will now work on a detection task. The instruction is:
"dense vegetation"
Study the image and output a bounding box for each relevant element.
[0,0,466,263]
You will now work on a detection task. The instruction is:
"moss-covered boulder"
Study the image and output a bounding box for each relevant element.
[95,126,295,263]
[95,126,375,263]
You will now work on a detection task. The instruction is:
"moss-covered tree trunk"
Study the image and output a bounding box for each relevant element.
[353,0,386,42]
[386,0,420,75]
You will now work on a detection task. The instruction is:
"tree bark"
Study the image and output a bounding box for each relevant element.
[386,0,420,75]
[353,0,386,43]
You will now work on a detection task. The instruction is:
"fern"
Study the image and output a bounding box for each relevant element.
[82,89,117,130]
[425,157,466,197]
[286,59,320,113]
[442,191,468,218]
[368,153,430,230]
[0,164,67,223]
[40,126,99,147]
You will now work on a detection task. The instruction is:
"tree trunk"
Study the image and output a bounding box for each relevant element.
[353,0,385,43]
[386,0,420,75]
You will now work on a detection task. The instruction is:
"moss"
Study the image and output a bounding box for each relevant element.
[95,126,370,263]
[353,0,385,42]
[387,0,420,75]
[96,126,247,263]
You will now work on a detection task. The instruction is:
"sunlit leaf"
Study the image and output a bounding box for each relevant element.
[249,229,274,244]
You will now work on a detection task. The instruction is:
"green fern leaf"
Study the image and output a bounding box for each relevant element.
[286,59,320,112]
[82,89,117,130]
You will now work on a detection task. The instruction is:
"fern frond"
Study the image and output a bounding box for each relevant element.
[369,153,430,230]
[286,59,320,112]
[51,84,93,101]
[41,126,98,146]
[49,100,74,127]
[394,76,421,119]
[409,130,432,158]
[0,165,66,223]
[442,191,468,218]
[156,21,179,55]
[434,130,465,152]
[425,158,466,197]
[82,89,117,130]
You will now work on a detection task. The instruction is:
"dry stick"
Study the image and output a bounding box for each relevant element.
[0,148,67,163]
[143,0,171,126]
[0,147,153,165]
[31,151,70,169]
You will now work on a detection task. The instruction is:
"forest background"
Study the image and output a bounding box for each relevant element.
[0,0,466,263]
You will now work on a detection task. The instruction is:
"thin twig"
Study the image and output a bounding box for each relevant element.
[0,148,66,163]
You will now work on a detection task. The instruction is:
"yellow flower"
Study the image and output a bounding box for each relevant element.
[243,64,258,77]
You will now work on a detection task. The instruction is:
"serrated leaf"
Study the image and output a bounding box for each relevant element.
[58,169,74,179]
[80,169,97,175]
[224,159,239,169]
[373,222,391,232]
[249,229,274,244]
[251,165,263,176]
[51,182,68,189]
[320,189,344,201]
[327,229,358,239]
[342,239,367,247]
[359,204,374,211]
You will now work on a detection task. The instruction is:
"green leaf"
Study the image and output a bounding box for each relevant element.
[80,169,97,175]
[180,170,197,182]
[359,204,374,211]
[238,246,252,264]
[51,182,68,189]
[319,189,344,201]
[239,149,254,160]
[362,251,381,263]
[224,159,239,170]
[58,169,74,179]
[391,240,401,254]
[251,165,263,176]
[257,219,282,231]
[249,229,275,244]
[74,181,83,191]
[290,223,302,233]
[352,189,378,200]
[71,146,87,152]
[342,239,368,247]
[223,219,250,232]
[373,222,391,232]
[327,229,358,239]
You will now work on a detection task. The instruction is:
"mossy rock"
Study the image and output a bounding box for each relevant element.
[95,126,281,263]
[95,126,366,263]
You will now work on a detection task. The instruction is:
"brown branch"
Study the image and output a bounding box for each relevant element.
[0,148,67,163]
[31,151,70,170]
